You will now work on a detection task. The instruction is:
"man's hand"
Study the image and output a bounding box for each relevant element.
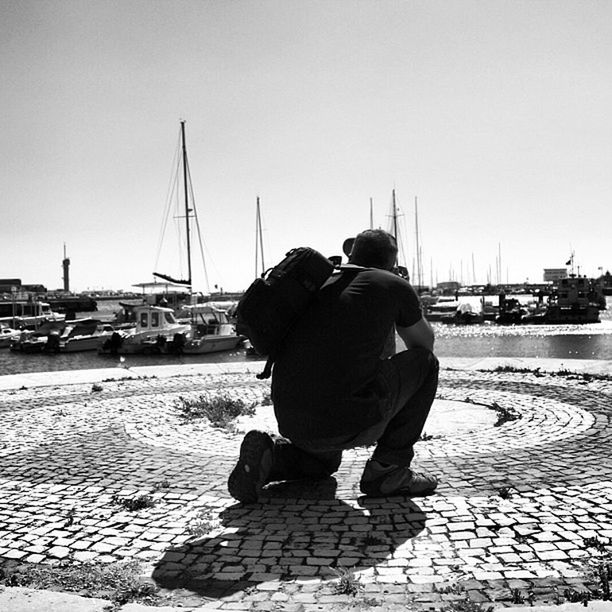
[396,317,435,352]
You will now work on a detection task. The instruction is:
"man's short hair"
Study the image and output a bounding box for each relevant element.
[349,229,398,269]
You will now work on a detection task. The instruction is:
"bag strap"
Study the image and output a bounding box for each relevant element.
[256,356,274,380]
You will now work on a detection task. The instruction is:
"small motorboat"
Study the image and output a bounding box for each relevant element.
[56,319,115,352]
[0,326,20,349]
[98,304,191,355]
[178,304,244,355]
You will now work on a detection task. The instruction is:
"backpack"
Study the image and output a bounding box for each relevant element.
[236,247,335,379]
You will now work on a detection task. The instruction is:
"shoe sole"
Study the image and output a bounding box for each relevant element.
[228,430,273,503]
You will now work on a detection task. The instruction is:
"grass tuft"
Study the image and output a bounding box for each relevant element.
[330,566,363,596]
[490,365,612,382]
[111,494,156,511]
[441,596,494,612]
[186,508,218,538]
[0,559,159,607]
[490,401,521,427]
[177,392,256,428]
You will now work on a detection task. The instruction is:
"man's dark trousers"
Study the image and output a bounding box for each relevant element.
[268,347,439,481]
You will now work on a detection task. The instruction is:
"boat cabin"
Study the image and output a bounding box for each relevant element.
[132,305,182,332]
[179,304,235,336]
[0,299,64,328]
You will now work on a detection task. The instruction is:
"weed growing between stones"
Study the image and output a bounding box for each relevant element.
[597,560,612,599]
[0,558,159,608]
[329,566,363,596]
[563,587,594,605]
[461,396,521,427]
[177,392,256,428]
[111,493,156,511]
[420,431,440,441]
[584,536,610,553]
[490,365,612,382]
[186,508,218,538]
[497,485,518,499]
[586,537,612,601]
[510,588,528,604]
[489,401,521,427]
[152,479,171,491]
[440,596,494,612]
[492,365,545,377]
[564,540,612,603]
[435,582,466,595]
[64,506,76,527]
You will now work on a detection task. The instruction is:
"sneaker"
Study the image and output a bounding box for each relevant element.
[228,430,274,503]
[359,459,438,497]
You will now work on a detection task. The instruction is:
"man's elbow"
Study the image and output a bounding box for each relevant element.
[398,320,435,352]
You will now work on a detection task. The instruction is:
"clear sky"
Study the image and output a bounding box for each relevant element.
[1,0,611,294]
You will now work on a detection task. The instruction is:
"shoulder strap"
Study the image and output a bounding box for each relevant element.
[256,356,274,380]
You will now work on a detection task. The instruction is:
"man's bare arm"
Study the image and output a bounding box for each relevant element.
[396,317,435,352]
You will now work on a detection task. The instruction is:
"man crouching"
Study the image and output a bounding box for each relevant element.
[228,229,439,502]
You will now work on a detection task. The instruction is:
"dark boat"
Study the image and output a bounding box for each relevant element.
[45,294,98,314]
[523,275,604,324]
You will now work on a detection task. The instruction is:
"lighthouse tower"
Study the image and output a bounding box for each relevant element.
[62,244,70,292]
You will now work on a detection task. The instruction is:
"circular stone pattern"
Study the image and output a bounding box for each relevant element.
[120,383,596,460]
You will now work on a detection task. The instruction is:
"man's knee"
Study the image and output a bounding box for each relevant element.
[413,345,438,363]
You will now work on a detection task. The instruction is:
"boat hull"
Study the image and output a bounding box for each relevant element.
[10,339,47,353]
[59,334,114,352]
[541,306,600,324]
[182,335,244,355]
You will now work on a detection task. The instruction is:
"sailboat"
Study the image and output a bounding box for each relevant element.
[100,121,244,356]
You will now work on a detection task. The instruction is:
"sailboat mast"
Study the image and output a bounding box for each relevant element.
[255,197,265,277]
[414,196,421,288]
[180,121,192,288]
[255,198,259,278]
[391,189,398,241]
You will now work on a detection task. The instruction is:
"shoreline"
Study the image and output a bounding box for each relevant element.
[0,356,610,392]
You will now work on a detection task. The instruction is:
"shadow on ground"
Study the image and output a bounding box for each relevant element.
[152,478,427,598]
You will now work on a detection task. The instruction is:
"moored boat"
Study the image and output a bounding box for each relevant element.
[495,296,528,325]
[0,326,20,348]
[9,330,49,353]
[55,319,115,353]
[179,304,244,354]
[98,304,191,355]
[527,275,603,324]
[0,299,65,329]
[425,297,482,324]
[424,297,461,323]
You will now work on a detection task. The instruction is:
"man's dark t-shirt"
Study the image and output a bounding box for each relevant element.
[271,266,422,442]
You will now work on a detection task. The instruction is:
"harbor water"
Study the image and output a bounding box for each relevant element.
[1,297,611,376]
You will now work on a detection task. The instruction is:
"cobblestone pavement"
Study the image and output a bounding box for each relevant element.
[0,363,611,611]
